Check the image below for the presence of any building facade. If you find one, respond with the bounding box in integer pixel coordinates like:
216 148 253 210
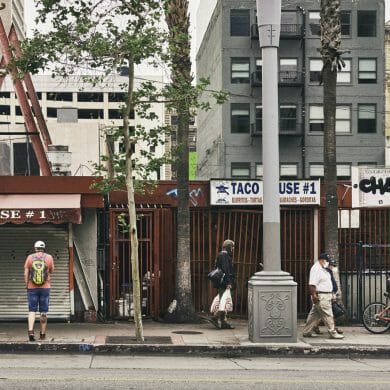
196 0 385 180
386 20 390 165
1 0 25 40
0 74 167 178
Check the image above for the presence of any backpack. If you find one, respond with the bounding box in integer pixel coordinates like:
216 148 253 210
30 254 48 285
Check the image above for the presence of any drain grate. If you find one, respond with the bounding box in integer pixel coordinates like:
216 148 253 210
171 330 203 335
105 336 172 344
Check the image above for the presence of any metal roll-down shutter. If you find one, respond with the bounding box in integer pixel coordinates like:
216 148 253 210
0 224 70 320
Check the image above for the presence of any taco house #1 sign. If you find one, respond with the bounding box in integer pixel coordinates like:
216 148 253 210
210 180 320 206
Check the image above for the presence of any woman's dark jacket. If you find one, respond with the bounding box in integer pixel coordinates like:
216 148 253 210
215 250 235 287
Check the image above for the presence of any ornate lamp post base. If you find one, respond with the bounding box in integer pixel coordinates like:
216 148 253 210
248 271 297 343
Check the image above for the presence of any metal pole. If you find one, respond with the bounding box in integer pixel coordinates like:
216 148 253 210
248 0 297 343
0 17 51 176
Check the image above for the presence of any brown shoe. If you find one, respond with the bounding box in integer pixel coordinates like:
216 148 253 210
28 331 35 342
40 332 46 340
335 328 343 334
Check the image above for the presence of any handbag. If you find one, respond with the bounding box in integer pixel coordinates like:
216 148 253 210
207 267 225 288
332 301 346 318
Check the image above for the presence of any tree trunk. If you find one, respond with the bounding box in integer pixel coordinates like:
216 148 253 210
321 0 343 305
165 0 197 322
124 58 144 341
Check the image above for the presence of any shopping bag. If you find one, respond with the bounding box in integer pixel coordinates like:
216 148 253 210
210 294 220 314
219 288 233 312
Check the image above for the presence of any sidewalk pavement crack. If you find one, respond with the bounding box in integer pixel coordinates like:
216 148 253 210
229 358 249 370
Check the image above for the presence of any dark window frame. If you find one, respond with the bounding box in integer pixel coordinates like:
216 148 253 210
358 58 377 84
231 57 250 84
340 11 351 36
231 103 250 134
230 9 250 36
358 104 377 133
358 10 376 37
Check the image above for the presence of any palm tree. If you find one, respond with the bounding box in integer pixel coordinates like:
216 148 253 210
320 0 346 302
165 0 197 322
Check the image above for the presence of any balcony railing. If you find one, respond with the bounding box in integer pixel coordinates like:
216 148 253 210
251 23 304 40
250 122 304 137
251 71 303 87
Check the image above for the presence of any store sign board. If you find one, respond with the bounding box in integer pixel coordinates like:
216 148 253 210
352 167 390 208
0 208 81 224
210 180 320 206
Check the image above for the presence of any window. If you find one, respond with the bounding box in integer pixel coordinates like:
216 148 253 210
280 164 298 178
337 164 351 179
254 58 262 83
310 59 351 83
47 92 73 101
309 105 324 132
231 103 250 133
13 143 39 176
308 12 320 35
337 59 351 83
280 105 297 132
340 11 351 36
310 105 351 133
255 105 262 133
15 106 22 116
108 92 126 102
231 58 250 84
0 92 10 98
26 91 42 100
358 59 377 84
336 106 351 133
358 11 376 37
0 105 10 115
309 59 322 83
255 163 263 179
78 109 104 119
230 9 250 36
108 109 135 119
279 58 298 82
77 92 103 102
47 107 57 118
358 104 376 133
231 162 250 179
309 164 324 178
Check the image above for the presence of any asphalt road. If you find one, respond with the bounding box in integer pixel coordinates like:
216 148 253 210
0 354 389 389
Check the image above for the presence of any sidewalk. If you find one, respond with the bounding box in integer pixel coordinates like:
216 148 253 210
0 318 389 357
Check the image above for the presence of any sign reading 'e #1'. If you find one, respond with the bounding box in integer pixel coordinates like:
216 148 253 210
210 180 320 206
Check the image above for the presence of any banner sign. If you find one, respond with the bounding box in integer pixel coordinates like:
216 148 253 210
352 167 390 208
210 180 320 206
0 208 82 224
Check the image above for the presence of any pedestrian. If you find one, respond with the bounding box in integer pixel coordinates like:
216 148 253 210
210 239 235 329
24 241 54 341
302 253 344 339
312 257 344 335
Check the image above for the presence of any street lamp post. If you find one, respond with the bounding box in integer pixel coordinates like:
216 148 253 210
248 0 297 343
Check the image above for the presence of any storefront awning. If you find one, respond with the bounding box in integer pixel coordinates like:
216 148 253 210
0 194 81 224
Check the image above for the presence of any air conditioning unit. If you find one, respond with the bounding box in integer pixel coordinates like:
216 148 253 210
47 145 72 176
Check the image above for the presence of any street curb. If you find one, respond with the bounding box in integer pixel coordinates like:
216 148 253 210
0 342 389 358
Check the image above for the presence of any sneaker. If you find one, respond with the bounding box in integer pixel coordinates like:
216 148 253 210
313 326 322 334
302 332 318 337
210 317 220 329
329 331 344 339
221 322 235 329
335 328 343 334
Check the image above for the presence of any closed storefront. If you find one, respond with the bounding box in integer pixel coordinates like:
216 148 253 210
0 224 70 320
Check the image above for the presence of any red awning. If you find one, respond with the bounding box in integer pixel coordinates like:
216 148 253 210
0 194 81 224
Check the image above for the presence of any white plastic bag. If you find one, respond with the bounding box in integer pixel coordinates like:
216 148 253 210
219 288 233 312
210 294 220 314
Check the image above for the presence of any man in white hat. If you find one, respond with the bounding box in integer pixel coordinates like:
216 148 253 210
24 240 54 341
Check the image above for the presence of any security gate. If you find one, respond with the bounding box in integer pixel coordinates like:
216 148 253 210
108 208 174 319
